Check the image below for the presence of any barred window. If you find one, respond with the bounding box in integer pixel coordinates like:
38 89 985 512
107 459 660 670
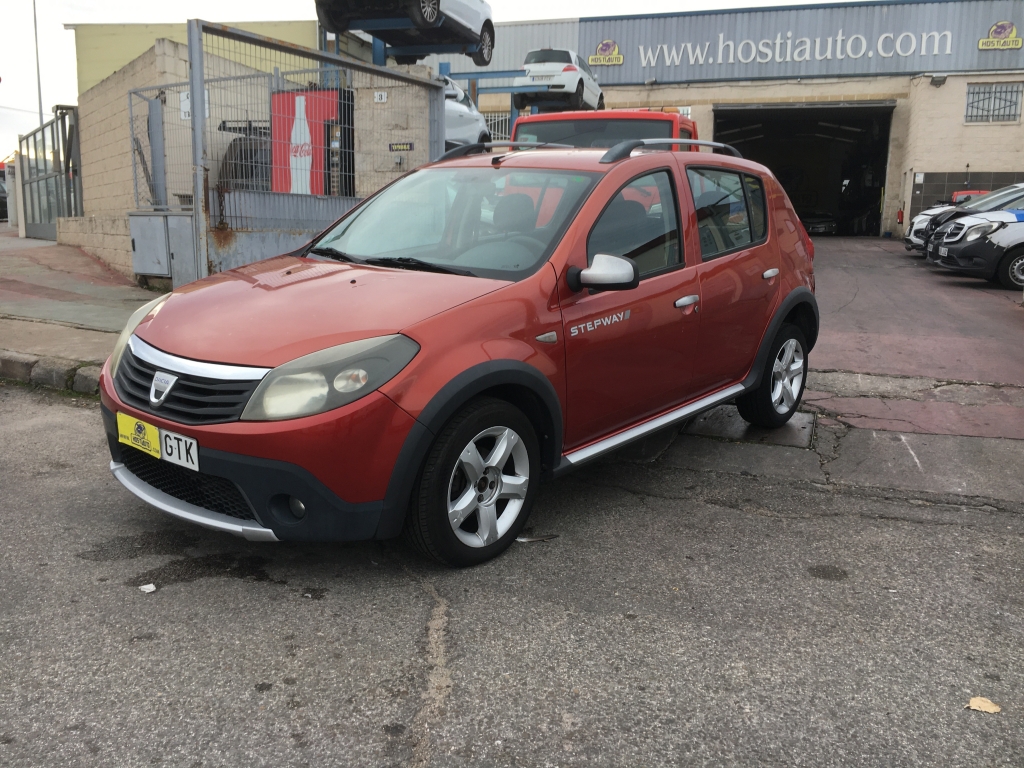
965 83 1024 123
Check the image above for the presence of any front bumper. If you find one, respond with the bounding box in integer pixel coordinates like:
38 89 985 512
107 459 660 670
925 237 1003 278
100 361 417 542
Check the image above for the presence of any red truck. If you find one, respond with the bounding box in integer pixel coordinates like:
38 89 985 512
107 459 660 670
511 107 699 149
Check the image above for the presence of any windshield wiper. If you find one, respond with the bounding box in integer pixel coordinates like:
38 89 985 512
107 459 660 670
308 246 359 263
361 257 475 277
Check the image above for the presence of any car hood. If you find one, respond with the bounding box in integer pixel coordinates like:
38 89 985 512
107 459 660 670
919 205 952 219
134 256 508 368
968 209 1024 223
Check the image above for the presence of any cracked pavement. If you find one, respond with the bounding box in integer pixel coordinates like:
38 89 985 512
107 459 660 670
2 237 1024 766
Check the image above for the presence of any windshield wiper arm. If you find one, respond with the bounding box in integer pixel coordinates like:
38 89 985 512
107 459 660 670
309 246 359 263
361 257 475 277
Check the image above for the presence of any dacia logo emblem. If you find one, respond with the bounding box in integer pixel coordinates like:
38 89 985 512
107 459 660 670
149 371 179 407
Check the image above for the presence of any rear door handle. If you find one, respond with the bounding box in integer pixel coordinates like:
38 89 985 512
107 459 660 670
763 268 780 279
674 294 699 308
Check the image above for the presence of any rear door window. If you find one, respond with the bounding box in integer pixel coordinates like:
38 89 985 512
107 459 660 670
686 168 753 259
743 174 767 241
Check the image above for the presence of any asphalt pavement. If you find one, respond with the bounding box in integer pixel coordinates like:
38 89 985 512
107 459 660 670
1 237 1023 766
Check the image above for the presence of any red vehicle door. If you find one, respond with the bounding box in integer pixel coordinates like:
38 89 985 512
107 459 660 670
679 162 779 396
558 164 701 448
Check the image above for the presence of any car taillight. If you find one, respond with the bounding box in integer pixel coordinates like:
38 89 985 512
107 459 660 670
562 65 578 72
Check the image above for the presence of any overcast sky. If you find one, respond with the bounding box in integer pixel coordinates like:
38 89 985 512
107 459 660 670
0 0 847 157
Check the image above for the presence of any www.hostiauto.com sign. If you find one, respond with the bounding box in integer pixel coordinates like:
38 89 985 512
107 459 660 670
579 0 1024 84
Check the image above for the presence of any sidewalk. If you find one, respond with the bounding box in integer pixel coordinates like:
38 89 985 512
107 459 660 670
0 224 152 393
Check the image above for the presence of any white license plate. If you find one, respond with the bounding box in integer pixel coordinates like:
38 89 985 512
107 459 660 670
531 76 553 82
939 246 948 257
159 429 199 471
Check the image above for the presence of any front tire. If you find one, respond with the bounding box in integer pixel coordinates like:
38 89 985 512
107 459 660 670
995 249 1024 290
405 398 539 567
597 94 605 110
736 324 808 429
471 23 494 66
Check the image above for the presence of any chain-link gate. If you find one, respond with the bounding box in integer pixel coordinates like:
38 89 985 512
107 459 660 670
128 19 444 286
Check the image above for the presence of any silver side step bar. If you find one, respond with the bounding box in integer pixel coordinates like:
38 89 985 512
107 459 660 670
564 384 745 465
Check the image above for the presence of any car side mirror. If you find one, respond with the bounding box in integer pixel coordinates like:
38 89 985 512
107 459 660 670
566 253 640 292
445 90 458 100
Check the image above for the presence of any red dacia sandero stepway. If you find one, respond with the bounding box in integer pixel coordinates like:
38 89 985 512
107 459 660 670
101 138 817 566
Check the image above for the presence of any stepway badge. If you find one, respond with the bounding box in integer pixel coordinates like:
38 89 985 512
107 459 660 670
979 21 1023 50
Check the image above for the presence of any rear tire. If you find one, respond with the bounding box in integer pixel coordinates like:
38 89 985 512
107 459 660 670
570 81 585 110
736 324 808 429
471 23 494 66
405 398 539 567
394 55 419 65
512 93 526 111
408 0 440 28
996 249 1024 290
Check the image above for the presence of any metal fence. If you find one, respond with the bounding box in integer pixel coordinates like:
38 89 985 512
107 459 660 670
483 112 512 141
128 20 444 285
17 106 83 239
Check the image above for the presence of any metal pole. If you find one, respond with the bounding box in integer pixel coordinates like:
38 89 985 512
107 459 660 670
33 0 44 127
187 19 209 282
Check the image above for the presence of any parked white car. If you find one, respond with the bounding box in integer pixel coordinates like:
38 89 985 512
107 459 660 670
512 49 603 112
316 0 494 66
443 76 490 149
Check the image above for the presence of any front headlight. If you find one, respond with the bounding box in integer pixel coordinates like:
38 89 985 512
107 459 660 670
240 335 420 421
109 293 171 377
965 221 1003 242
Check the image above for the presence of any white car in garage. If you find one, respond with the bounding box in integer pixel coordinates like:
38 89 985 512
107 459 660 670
512 49 603 112
443 76 490 149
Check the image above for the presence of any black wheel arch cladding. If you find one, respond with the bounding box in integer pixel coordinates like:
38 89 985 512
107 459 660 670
743 287 819 390
375 360 563 539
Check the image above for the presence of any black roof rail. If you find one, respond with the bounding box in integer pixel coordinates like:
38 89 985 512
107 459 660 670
600 139 743 164
436 141 573 162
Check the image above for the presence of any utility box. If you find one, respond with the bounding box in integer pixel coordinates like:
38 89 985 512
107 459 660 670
129 212 198 287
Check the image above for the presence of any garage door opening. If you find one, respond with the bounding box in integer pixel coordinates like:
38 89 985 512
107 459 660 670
714 102 894 236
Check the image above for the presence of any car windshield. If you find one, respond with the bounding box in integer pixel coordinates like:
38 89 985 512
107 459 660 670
963 185 1024 211
313 167 599 281
515 118 674 149
524 50 572 64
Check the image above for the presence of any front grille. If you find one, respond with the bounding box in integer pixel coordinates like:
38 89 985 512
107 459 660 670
114 346 261 426
945 223 965 241
119 444 256 521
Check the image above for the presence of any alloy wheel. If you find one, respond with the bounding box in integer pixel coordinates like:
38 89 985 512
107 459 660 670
771 338 805 414
1009 253 1024 288
446 426 529 548
479 28 493 61
420 0 439 24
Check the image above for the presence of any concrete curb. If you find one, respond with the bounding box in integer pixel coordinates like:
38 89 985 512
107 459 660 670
0 348 101 395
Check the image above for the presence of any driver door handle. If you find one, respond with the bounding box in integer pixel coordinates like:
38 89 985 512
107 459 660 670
763 268 780 279
674 294 699 308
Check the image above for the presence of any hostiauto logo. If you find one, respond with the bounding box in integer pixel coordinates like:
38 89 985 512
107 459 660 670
979 21 1022 50
589 40 624 66
637 28 955 68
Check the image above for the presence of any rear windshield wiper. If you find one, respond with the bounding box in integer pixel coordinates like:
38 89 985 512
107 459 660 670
308 246 359 263
361 257 475 277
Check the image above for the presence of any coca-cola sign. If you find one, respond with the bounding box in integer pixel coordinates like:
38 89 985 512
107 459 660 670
270 90 340 195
